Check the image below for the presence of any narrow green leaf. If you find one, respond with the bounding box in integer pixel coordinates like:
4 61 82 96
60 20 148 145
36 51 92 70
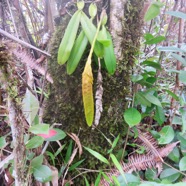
171 53 186 66
164 89 179 101
54 144 66 157
123 108 141 127
33 165 52 183
46 151 55 166
65 140 73 163
84 177 90 186
80 12 104 57
166 11 186 19
157 46 185 53
112 176 120 186
58 11 81 64
158 126 174 144
26 136 44 149
103 31 116 75
84 146 109 165
108 134 120 154
29 124 49 134
67 31 88 74
69 159 85 171
110 154 127 184
95 172 102 186
145 36 165 44
101 172 111 183
144 4 160 21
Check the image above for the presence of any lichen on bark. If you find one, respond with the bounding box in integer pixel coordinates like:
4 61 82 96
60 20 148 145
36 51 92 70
44 0 144 183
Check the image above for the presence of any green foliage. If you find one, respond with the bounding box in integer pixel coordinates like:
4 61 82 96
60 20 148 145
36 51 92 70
110 154 127 184
123 108 141 127
57 11 81 64
26 136 44 149
33 165 52 183
117 173 140 186
30 155 43 169
158 126 174 144
29 123 49 134
168 147 180 163
0 137 6 148
84 146 109 165
40 128 66 141
57 2 116 126
123 6 186 186
179 156 186 171
144 2 163 21
103 31 116 75
166 11 186 19
145 168 157 181
22 89 39 125
160 168 180 183
67 30 88 74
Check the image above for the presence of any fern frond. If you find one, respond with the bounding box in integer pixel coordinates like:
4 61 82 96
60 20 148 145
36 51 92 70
137 130 163 161
159 141 180 158
13 48 53 83
100 130 180 186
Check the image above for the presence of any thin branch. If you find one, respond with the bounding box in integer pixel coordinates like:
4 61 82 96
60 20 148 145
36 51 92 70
0 28 51 56
6 0 19 38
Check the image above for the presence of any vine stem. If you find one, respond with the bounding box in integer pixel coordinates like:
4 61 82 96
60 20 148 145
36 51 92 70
86 9 105 66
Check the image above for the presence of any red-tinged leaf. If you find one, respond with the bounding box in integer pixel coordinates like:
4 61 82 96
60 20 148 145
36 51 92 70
37 128 66 141
37 129 57 138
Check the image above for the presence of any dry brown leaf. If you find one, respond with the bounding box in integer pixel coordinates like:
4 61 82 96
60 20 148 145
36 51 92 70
93 58 103 129
68 148 78 166
67 133 83 157
50 166 58 186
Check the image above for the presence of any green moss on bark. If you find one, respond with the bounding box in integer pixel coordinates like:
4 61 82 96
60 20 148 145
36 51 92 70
44 0 144 183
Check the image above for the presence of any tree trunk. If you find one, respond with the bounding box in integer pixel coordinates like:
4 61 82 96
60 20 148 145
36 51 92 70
44 0 144 183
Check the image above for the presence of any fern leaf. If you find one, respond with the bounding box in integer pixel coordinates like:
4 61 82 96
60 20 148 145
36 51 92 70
82 57 94 126
13 48 53 83
137 130 163 161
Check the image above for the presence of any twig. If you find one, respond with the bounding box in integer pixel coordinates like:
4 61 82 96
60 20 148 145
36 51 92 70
6 0 19 38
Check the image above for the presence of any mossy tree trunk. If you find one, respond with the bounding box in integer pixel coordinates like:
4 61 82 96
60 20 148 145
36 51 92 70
45 0 144 183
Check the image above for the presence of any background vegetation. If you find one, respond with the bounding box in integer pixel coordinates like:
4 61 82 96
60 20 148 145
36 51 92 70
1 0 186 185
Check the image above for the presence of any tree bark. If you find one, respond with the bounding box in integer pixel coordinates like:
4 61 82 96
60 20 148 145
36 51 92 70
44 0 144 183
0 44 26 186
